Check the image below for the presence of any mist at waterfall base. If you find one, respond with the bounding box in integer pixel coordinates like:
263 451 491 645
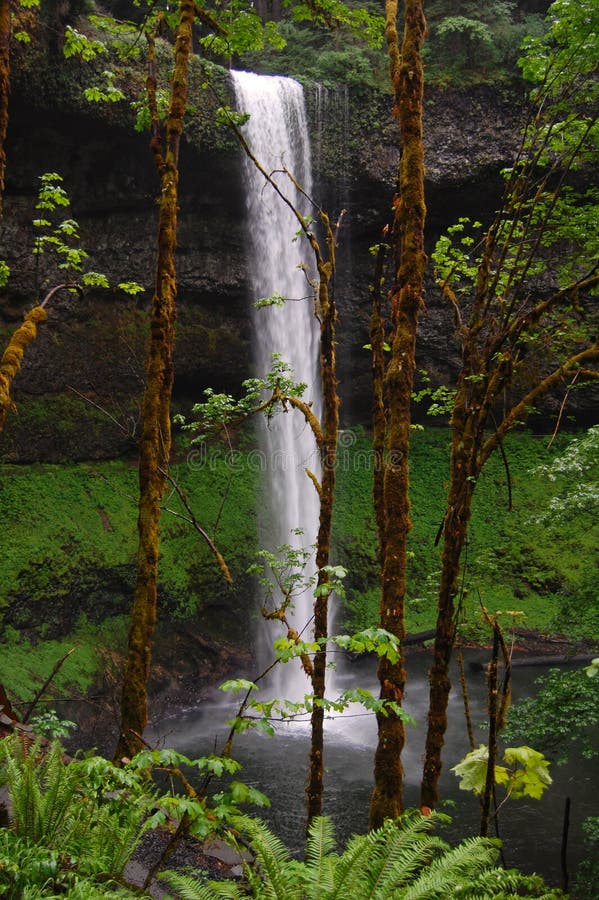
147 653 596 887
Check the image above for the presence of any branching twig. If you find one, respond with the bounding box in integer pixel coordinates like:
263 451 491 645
22 648 77 723
159 465 233 584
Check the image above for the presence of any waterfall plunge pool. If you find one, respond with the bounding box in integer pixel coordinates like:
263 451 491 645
147 650 597 889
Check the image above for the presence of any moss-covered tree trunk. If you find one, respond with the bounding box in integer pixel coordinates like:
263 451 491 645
115 0 194 762
306 230 338 822
369 0 426 830
420 384 480 808
0 306 48 430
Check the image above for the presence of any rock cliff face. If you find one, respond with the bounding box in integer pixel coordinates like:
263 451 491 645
0 44 580 461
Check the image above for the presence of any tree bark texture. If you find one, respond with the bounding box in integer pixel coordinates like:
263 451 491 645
420 384 479 809
0 306 47 431
306 215 339 823
115 0 194 762
369 0 426 830
370 232 389 552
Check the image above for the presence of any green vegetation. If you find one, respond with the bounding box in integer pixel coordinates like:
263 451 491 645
0 440 259 703
163 809 561 899
39 0 550 103
504 666 599 764
422 0 547 87
576 815 599 900
0 736 147 896
0 620 127 705
0 734 271 897
333 427 596 638
241 16 387 93
238 0 547 90
0 734 563 898
0 426 595 705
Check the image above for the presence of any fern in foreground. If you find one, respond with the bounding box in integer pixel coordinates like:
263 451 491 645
163 810 565 899
0 736 148 897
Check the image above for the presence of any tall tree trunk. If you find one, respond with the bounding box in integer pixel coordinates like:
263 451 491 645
306 217 339 822
369 0 426 830
370 232 389 550
420 389 479 808
115 0 194 762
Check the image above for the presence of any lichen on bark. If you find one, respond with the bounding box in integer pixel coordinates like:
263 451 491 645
0 306 47 431
115 1 195 762
369 0 426 830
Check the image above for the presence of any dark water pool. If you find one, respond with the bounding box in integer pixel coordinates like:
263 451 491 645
147 650 598 890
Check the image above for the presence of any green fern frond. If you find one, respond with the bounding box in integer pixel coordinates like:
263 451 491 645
453 865 567 899
304 815 337 897
305 815 337 865
232 814 299 899
0 828 59 893
38 742 82 845
5 742 44 842
368 835 448 898
0 735 149 892
331 812 443 899
162 870 246 899
328 824 379 898
401 835 500 899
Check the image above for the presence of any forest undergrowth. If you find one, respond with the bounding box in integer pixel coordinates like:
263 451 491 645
0 425 596 705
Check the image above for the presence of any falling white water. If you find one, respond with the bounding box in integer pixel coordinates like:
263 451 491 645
231 71 322 701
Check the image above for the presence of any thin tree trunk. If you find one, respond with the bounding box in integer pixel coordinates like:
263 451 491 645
420 393 479 808
115 0 194 762
369 0 426 830
306 216 339 822
370 231 389 551
480 625 500 837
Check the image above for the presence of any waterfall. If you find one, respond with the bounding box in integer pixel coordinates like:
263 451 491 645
231 71 322 701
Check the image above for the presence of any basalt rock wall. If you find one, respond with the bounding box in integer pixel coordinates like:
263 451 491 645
0 45 586 462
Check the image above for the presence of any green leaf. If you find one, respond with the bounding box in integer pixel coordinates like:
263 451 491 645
451 745 493 795
198 755 241 777
502 746 552 799
118 281 146 295
220 678 258 696
63 26 108 61
227 781 270 807
82 272 110 288
215 106 251 129
255 293 285 308
584 658 599 678
452 744 552 800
